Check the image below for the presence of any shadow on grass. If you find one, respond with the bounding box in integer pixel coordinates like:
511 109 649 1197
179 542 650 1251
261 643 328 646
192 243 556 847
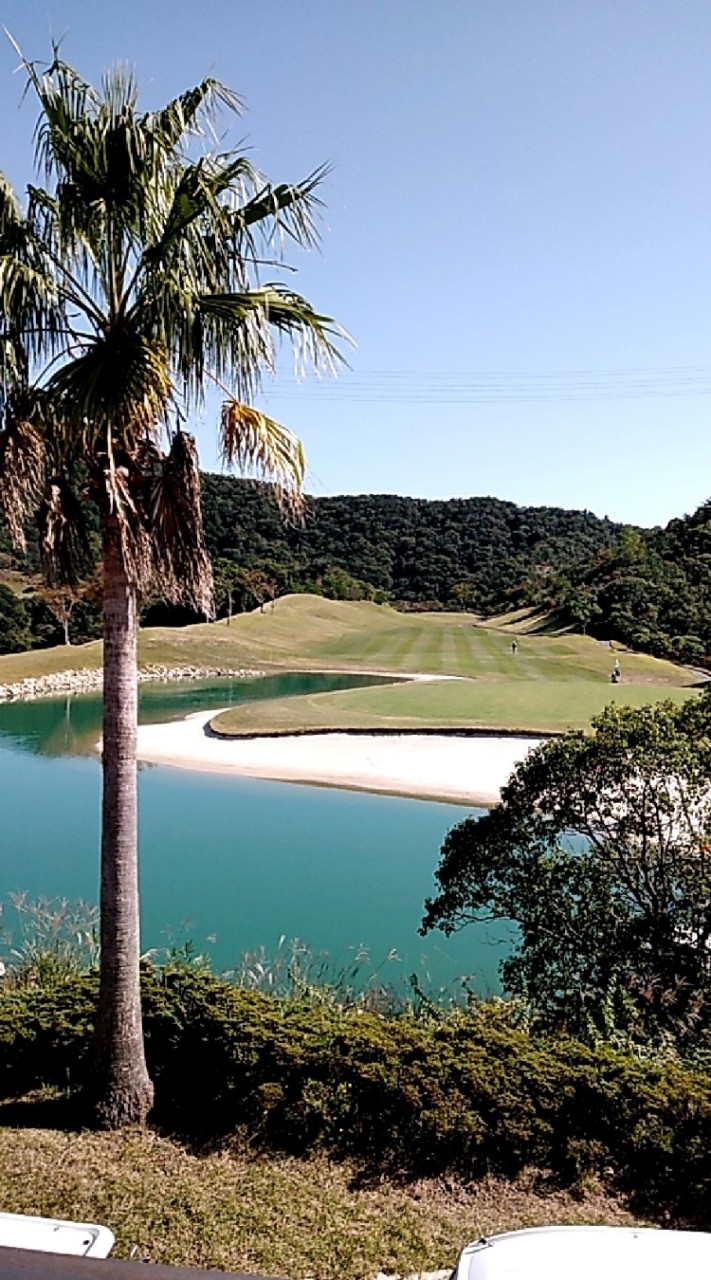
0 1090 87 1132
518 610 574 636
481 607 575 636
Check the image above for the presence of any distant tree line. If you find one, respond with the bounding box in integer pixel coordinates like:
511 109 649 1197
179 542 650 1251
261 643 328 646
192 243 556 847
199 474 620 613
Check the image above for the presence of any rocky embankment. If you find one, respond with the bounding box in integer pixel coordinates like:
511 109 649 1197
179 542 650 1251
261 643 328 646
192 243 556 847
0 664 265 702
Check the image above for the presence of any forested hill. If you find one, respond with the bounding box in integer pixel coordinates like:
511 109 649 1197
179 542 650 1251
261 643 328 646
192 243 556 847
201 475 621 613
538 502 711 664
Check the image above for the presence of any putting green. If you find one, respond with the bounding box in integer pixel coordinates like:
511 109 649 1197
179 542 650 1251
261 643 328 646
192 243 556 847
211 676 697 738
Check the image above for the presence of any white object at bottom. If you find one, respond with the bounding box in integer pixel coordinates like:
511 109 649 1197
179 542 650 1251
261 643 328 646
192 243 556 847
452 1226 711 1279
0 1211 114 1257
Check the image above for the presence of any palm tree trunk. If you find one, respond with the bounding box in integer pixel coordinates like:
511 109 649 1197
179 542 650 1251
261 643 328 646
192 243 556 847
93 516 154 1127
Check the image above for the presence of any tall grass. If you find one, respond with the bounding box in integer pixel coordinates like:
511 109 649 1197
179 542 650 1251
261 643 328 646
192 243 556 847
0 897 487 1019
0 893 99 988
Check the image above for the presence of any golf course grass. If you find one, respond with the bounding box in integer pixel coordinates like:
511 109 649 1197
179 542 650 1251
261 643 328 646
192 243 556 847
210 676 696 738
0 595 701 733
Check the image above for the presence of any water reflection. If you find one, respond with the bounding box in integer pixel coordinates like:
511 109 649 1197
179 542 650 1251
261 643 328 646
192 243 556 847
0 671 397 758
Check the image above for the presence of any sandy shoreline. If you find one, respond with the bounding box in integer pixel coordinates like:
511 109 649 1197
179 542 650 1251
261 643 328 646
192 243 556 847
135 710 540 806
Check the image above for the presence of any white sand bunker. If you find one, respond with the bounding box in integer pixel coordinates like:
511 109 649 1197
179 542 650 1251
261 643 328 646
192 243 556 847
135 710 540 805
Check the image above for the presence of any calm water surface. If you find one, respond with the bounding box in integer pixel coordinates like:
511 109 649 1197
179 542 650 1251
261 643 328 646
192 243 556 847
0 673 511 992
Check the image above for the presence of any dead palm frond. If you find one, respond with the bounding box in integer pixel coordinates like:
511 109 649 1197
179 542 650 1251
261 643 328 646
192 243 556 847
36 476 93 585
0 414 45 550
220 401 305 517
148 431 214 616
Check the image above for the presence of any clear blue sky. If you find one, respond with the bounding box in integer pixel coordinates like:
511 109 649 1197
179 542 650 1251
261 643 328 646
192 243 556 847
2 0 711 526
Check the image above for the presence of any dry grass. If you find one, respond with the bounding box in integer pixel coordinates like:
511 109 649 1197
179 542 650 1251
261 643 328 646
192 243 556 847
0 1124 644 1277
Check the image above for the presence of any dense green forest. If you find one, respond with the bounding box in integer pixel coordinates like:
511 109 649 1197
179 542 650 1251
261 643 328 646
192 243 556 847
531 506 711 663
3 472 711 666
200 475 620 611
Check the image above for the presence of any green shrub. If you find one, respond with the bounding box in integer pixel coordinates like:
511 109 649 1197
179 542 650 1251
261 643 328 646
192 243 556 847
1 965 710 1223
0 974 96 1094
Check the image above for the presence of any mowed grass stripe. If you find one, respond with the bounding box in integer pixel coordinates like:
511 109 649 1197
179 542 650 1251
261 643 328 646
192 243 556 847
438 626 461 673
452 623 477 673
469 630 520 678
455 628 502 678
324 630 399 664
0 594 697 739
412 625 447 672
317 624 425 669
359 625 435 672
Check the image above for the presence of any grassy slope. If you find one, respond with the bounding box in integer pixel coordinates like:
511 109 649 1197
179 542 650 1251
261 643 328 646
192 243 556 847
0 596 398 681
0 1125 641 1277
0 595 699 731
145 596 698 685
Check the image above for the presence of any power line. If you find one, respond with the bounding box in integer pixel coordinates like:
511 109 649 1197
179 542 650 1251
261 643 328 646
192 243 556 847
257 364 711 404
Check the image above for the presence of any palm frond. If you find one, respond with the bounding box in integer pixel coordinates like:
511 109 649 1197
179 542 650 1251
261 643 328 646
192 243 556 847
147 432 213 615
234 164 329 254
47 332 171 444
36 476 92 585
141 153 257 272
0 172 25 239
199 286 349 387
219 401 305 515
145 78 241 151
0 173 65 371
27 53 101 185
0 415 45 550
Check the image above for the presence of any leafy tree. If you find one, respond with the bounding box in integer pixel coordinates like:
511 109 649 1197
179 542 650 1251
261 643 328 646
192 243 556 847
0 51 342 1124
448 580 478 611
422 698 711 1052
564 585 602 635
242 567 277 611
314 564 377 601
212 558 248 623
37 583 86 645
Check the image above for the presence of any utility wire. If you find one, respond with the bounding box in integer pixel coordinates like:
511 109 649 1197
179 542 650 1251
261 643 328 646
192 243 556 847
257 364 711 404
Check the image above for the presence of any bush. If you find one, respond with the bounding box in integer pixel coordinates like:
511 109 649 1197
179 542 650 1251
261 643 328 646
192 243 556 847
1 965 710 1222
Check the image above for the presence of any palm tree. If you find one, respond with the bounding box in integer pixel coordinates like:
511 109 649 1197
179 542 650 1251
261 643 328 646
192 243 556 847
0 51 344 1126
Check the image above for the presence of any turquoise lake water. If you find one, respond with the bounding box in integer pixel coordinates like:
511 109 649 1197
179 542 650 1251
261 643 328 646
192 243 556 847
0 673 511 994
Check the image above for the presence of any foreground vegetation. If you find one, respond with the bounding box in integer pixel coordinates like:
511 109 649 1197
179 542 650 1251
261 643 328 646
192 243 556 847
0 1126 640 1276
1 966 710 1226
425 697 711 1054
